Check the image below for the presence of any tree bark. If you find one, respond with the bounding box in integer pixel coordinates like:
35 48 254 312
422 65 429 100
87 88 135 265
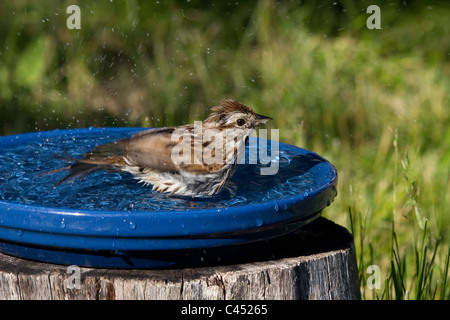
0 217 361 300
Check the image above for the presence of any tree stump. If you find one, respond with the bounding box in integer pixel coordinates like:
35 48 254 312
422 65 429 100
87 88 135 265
0 217 361 300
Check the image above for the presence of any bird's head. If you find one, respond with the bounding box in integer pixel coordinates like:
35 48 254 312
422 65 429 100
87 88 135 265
203 99 272 130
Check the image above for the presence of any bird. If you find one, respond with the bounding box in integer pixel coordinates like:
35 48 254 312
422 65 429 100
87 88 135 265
49 99 272 196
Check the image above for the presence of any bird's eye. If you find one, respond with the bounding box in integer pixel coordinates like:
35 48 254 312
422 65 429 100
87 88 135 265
236 119 246 126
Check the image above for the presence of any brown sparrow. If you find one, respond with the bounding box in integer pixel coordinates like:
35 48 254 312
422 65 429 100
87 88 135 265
50 99 272 196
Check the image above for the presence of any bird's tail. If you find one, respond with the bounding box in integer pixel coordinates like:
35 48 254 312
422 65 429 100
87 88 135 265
43 143 127 187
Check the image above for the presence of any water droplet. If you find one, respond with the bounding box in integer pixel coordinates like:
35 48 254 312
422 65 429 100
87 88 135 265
255 218 264 227
16 229 23 236
181 223 186 229
273 204 280 212
129 221 136 230
60 218 66 228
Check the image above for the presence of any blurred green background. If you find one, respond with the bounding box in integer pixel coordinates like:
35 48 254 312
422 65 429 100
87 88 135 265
0 0 449 299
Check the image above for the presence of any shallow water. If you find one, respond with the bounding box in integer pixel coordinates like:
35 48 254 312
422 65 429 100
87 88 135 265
0 128 326 212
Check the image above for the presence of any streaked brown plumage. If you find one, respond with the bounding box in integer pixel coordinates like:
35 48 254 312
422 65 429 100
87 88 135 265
49 99 272 196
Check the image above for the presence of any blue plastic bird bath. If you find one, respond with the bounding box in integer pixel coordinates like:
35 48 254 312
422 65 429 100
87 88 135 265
0 128 337 268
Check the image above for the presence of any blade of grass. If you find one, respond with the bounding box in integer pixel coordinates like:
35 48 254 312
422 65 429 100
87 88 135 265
391 231 406 299
440 245 450 300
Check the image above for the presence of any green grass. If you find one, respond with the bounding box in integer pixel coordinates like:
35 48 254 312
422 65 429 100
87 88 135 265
0 0 449 299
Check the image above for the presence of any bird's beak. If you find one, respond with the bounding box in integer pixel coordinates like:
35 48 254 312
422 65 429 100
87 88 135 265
253 114 272 127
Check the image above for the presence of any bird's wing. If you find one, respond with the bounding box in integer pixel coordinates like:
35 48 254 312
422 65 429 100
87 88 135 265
117 127 182 173
83 126 225 174
129 126 227 174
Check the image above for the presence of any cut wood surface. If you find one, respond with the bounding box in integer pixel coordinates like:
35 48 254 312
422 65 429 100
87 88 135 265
0 217 361 300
